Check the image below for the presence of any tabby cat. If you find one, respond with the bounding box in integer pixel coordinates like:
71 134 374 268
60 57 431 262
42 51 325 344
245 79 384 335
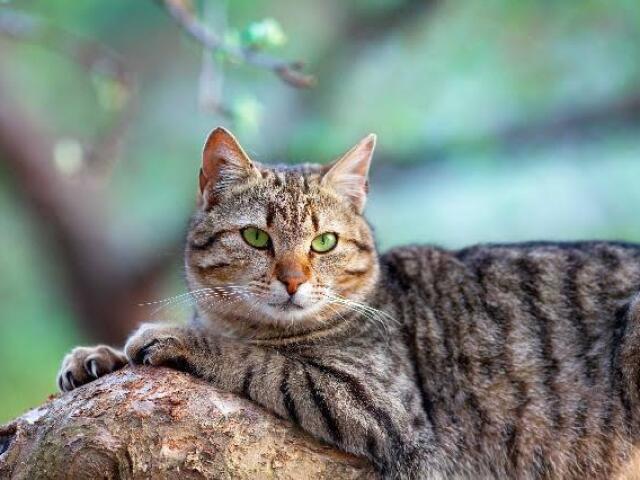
58 127 640 479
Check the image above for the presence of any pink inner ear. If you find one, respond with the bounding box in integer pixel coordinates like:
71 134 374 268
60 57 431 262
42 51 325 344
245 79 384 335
198 127 259 205
199 155 226 198
321 134 376 212
202 129 237 178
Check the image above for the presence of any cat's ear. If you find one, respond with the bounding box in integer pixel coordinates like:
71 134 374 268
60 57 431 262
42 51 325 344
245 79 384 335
321 133 376 213
198 127 260 208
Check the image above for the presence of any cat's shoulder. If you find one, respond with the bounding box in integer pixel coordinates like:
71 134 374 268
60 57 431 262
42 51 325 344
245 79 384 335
453 240 640 261
378 245 455 281
380 244 449 264
380 240 640 271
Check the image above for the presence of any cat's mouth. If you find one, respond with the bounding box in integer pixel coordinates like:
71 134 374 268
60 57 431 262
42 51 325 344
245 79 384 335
268 299 305 311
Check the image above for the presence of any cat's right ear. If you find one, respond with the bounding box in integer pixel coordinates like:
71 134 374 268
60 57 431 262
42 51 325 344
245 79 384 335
321 133 376 213
198 127 259 208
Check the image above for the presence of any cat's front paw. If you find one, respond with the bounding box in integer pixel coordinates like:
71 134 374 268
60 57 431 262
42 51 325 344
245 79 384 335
57 345 127 392
125 324 194 372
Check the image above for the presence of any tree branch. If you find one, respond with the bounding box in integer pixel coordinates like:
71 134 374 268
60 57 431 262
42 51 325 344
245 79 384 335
157 0 316 89
0 368 375 479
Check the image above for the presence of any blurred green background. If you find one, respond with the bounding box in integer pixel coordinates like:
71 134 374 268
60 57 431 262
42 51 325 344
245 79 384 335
1 0 640 422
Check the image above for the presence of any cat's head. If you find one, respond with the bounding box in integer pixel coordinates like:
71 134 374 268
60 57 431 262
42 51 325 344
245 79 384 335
185 127 379 337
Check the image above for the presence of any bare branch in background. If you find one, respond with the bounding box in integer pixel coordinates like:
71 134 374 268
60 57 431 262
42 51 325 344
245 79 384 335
157 0 316 89
198 50 233 118
359 91 640 175
497 93 640 148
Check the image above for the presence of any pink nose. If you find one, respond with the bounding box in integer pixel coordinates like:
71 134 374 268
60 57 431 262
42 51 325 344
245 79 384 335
275 257 310 295
277 272 307 295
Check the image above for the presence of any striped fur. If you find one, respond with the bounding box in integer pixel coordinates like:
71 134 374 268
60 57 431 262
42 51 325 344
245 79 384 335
58 129 640 479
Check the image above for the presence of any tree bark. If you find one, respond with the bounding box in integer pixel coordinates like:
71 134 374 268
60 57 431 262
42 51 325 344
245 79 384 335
0 367 376 479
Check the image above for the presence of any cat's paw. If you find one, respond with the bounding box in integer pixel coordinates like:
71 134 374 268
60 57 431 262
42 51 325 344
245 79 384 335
125 324 193 371
57 345 127 392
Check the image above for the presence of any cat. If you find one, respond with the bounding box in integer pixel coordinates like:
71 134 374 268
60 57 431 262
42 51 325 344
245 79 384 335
57 127 640 479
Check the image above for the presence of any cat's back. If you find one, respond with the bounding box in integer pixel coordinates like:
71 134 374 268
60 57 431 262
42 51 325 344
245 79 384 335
381 240 640 304
457 240 640 323
379 241 640 478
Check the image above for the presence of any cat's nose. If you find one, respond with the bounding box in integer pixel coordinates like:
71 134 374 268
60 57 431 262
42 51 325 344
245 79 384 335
278 274 307 295
275 257 310 295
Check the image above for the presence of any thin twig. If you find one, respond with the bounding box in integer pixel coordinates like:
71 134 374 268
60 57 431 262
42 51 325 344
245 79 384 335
157 0 316 88
197 0 233 118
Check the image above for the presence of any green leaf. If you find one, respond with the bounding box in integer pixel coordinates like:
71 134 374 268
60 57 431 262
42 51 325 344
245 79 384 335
240 18 287 50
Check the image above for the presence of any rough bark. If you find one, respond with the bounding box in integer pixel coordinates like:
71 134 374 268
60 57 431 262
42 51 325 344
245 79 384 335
0 367 376 480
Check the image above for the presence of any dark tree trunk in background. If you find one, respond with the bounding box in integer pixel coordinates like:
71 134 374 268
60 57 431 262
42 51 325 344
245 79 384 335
0 367 375 479
0 81 178 345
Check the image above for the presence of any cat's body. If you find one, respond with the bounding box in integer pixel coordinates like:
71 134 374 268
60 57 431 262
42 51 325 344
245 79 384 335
372 241 640 478
58 129 640 479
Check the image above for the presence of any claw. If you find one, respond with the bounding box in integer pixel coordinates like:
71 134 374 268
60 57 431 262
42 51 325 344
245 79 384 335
86 359 99 378
135 339 158 365
65 371 76 390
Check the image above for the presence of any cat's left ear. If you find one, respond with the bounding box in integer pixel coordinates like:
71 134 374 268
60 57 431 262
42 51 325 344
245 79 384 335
321 134 376 213
199 127 260 208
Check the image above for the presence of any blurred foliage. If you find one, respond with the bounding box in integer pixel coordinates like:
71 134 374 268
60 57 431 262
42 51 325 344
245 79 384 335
1 0 640 421
240 17 287 49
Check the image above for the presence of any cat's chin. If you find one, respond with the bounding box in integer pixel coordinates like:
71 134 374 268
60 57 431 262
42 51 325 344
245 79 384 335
196 296 337 333
260 301 326 325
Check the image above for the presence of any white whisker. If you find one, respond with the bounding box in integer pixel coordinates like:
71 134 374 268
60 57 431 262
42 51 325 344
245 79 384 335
140 285 256 316
319 288 398 339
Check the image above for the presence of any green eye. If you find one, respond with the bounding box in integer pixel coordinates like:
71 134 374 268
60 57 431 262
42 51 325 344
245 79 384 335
242 227 271 249
311 232 338 253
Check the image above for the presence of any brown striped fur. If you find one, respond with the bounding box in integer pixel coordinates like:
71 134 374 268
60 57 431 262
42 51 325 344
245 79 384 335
58 128 640 479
